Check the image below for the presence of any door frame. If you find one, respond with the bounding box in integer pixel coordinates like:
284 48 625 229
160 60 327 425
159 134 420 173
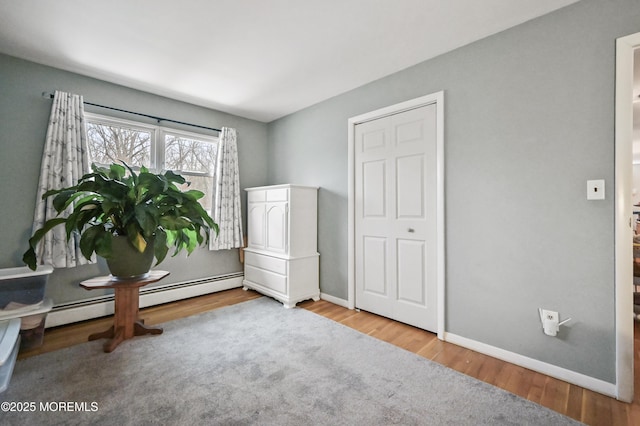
614 32 640 403
347 92 445 339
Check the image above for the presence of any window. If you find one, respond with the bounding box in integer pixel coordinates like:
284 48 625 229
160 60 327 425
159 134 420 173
85 113 218 211
163 133 217 212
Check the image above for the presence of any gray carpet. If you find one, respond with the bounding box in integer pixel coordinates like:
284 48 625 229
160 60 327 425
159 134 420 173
0 297 582 425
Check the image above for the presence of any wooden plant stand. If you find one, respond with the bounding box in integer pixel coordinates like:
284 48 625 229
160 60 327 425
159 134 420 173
80 270 169 353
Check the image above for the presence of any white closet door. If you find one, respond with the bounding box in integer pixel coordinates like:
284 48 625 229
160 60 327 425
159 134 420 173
355 104 438 331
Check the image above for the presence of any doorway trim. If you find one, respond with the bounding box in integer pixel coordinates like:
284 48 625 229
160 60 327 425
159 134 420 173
347 92 445 339
614 32 640 403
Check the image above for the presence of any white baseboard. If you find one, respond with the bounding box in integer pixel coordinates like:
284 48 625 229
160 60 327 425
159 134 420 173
444 332 617 398
320 292 349 308
46 274 244 328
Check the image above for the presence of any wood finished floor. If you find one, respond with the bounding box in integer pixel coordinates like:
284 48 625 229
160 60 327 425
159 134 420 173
18 288 640 426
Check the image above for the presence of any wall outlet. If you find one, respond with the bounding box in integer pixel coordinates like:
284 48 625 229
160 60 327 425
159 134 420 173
539 308 571 337
540 309 558 323
539 308 561 336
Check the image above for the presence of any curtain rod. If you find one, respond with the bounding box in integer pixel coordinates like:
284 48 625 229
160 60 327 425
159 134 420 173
42 92 221 133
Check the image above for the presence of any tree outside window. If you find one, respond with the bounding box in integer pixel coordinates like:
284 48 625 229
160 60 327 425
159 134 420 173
85 113 217 212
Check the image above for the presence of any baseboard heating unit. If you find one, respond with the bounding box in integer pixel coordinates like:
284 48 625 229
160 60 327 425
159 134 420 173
46 272 244 327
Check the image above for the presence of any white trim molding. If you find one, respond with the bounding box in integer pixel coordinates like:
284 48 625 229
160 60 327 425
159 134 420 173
444 333 617 398
320 292 349 308
46 273 243 328
613 31 640 403
347 92 446 339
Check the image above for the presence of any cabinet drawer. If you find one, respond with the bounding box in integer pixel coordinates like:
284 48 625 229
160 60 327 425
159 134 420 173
245 252 287 275
244 265 287 294
266 188 288 202
248 190 266 202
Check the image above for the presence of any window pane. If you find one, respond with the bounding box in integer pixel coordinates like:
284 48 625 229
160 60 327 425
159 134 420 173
84 116 216 214
164 135 216 175
177 175 214 212
86 122 151 167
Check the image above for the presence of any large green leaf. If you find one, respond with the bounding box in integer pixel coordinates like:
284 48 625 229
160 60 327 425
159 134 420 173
79 225 104 260
182 228 198 253
163 169 186 185
22 217 67 270
52 190 77 213
159 216 192 230
77 176 128 201
137 173 168 202
94 230 112 258
181 189 204 201
108 163 126 180
75 208 103 234
153 230 169 265
64 206 99 239
135 203 159 236
100 199 118 216
22 249 38 272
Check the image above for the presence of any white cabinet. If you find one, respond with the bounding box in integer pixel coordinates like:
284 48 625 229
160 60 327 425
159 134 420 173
243 184 319 308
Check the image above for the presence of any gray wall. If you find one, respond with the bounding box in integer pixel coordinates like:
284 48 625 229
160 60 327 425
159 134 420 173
0 54 269 304
267 0 640 383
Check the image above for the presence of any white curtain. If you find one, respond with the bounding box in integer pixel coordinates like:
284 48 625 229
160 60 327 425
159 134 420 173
210 127 244 250
32 90 93 268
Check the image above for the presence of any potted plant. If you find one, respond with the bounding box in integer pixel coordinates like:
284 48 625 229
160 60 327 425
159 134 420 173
23 162 218 279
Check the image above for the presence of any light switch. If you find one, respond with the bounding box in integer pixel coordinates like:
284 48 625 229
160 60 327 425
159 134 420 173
587 179 605 200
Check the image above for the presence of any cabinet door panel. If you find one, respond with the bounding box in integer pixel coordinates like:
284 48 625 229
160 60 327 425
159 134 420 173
266 202 288 254
247 203 266 249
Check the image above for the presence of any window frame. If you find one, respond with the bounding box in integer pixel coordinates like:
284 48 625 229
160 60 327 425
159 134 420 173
84 112 219 210
160 128 218 182
84 112 219 170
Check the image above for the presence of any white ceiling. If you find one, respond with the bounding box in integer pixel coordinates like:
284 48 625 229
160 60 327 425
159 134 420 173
0 0 580 122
